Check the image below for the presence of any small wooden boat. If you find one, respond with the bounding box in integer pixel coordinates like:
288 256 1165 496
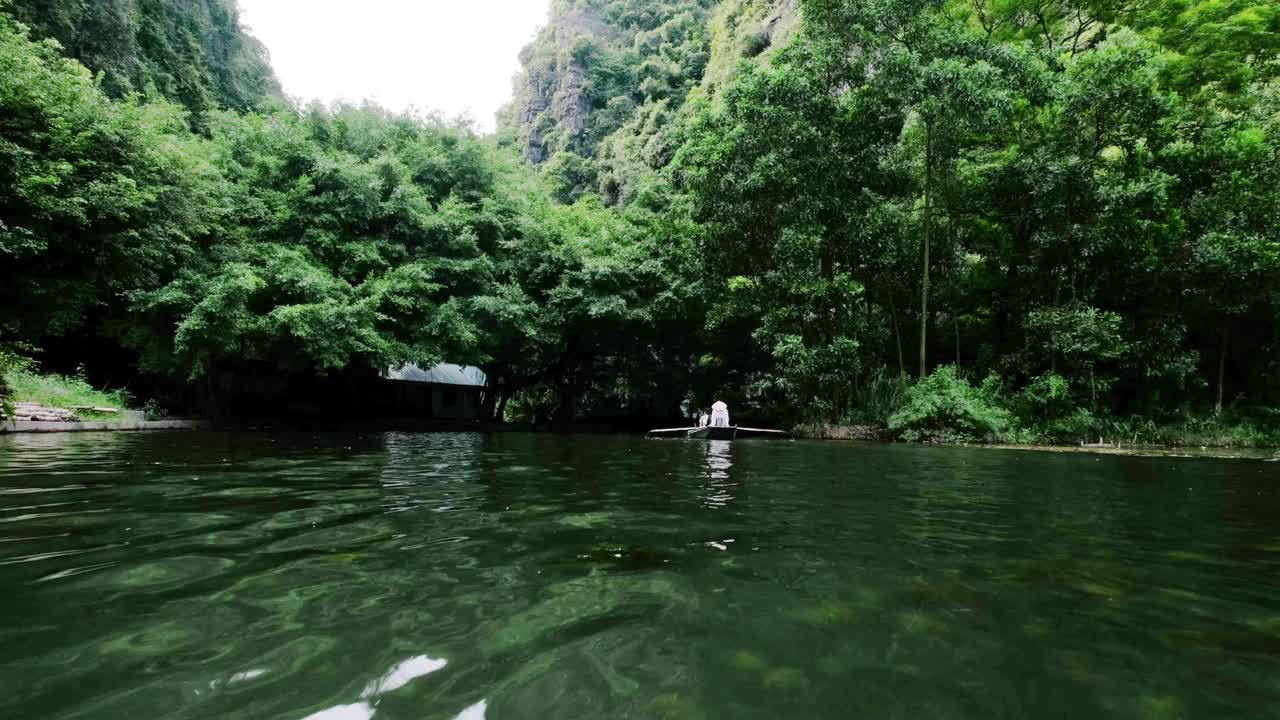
688 425 737 440
646 425 790 440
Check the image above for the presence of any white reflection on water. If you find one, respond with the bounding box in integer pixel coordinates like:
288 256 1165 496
207 667 269 692
362 654 447 696
228 668 267 684
302 696 486 720
302 654 450 720
454 699 488 719
302 701 374 720
700 440 736 508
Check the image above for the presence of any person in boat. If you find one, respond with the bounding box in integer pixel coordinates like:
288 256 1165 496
710 400 730 427
697 411 709 428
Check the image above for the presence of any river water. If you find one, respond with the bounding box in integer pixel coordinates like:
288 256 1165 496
1 432 1278 719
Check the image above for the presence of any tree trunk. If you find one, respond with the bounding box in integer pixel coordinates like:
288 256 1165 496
480 375 500 421
1050 277 1061 373
889 295 905 377
553 383 578 424
954 316 961 368
949 211 959 368
201 372 222 425
496 392 510 423
919 121 933 379
1215 322 1230 415
201 365 233 425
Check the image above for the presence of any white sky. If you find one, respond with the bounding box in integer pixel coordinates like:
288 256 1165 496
237 0 550 133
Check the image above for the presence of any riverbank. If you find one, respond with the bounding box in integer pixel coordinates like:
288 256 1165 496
790 423 1280 460
1 418 203 434
0 367 203 433
981 442 1279 461
791 423 883 441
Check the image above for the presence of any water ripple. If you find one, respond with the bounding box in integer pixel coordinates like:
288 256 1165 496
1 433 1278 719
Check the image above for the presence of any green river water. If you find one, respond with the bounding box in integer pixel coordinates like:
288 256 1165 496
1 432 1279 719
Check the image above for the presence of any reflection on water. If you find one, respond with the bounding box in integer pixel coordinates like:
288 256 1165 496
303 654 458 720
365 655 448 697
700 439 736 509
1 432 1279 719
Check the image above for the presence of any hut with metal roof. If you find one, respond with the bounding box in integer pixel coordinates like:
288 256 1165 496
383 363 487 421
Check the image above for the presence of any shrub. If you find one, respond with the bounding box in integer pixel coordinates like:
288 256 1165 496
0 345 34 418
1153 414 1280 448
741 31 770 58
846 366 908 426
888 366 1014 443
142 399 168 422
1015 373 1097 443
0 371 10 418
1091 413 1280 449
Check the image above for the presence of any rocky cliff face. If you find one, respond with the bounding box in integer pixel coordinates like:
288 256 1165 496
520 55 589 163
511 6 613 163
501 0 801 202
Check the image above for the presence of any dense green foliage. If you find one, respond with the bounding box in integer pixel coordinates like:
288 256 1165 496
1 1 1278 442
888 366 1012 443
0 12 216 340
124 106 505 378
6 0 279 117
668 0 1280 439
0 8 693 423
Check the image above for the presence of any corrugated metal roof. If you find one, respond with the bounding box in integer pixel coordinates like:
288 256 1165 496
386 363 487 387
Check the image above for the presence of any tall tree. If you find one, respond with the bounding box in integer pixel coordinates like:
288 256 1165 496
0 13 217 343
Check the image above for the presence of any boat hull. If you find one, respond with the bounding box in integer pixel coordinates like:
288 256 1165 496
645 426 790 440
687 426 737 440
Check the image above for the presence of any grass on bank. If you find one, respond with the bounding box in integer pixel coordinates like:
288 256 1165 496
1 366 133 420
798 366 1280 449
1111 415 1280 449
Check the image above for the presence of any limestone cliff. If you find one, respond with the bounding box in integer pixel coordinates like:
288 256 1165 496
499 0 801 204
514 6 612 163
